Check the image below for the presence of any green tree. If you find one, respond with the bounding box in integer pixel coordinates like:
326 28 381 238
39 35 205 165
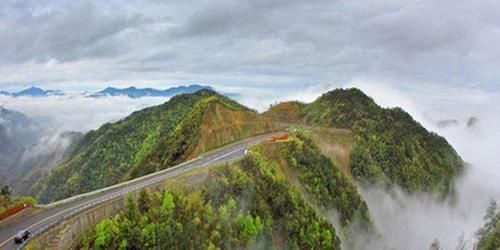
237 212 263 242
125 194 140 222
120 218 142 250
94 218 120 249
137 189 151 213
161 192 175 217
140 223 157 249
476 200 500 250
1 186 10 202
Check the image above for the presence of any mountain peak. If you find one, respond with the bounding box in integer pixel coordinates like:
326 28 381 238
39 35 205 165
15 86 43 96
320 88 374 104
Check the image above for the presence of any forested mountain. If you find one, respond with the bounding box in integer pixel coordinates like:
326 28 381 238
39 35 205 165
78 132 371 249
35 90 278 202
265 88 465 195
32 88 466 249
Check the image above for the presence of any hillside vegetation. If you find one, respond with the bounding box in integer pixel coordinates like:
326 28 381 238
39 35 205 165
35 90 277 203
78 132 371 249
0 186 37 217
33 87 469 249
263 101 304 123
266 88 465 194
476 200 500 250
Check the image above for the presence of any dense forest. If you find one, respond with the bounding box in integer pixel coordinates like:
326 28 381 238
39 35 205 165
78 132 372 249
266 88 465 195
34 90 277 203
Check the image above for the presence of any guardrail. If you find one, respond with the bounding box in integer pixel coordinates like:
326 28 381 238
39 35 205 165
34 155 202 210
35 132 279 210
15 132 281 249
17 155 204 249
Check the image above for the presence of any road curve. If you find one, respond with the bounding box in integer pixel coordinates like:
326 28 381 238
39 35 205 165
0 132 281 250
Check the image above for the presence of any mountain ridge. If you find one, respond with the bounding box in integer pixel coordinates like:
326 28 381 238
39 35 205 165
0 86 63 97
35 88 466 202
0 84 220 99
20 87 469 249
265 88 465 195
34 90 278 202
89 84 214 98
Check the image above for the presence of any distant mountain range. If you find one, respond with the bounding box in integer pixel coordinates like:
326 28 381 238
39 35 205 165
0 86 64 97
89 84 213 98
0 85 217 98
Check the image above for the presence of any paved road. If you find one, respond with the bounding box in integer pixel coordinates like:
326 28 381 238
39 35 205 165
0 133 280 250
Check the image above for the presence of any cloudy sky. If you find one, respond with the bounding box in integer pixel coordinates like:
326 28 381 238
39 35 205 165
0 0 499 95
1 3 499 247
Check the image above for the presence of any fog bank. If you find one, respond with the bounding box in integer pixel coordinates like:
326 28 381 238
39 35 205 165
0 95 168 132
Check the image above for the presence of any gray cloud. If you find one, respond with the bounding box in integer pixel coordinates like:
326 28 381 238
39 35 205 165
0 0 148 63
0 0 499 92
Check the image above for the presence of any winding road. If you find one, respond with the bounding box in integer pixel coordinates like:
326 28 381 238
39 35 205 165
0 133 280 250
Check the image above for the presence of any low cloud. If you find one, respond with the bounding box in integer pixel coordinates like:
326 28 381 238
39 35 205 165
0 95 168 132
344 83 500 249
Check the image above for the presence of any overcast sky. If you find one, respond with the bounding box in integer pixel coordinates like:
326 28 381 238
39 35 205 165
0 0 499 94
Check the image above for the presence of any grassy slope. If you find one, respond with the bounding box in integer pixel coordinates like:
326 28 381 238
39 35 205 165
263 101 305 123
129 96 279 178
196 98 279 153
266 88 465 195
35 90 277 203
78 132 372 249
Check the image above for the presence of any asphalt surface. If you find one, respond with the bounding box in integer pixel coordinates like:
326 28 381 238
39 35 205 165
0 133 279 250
